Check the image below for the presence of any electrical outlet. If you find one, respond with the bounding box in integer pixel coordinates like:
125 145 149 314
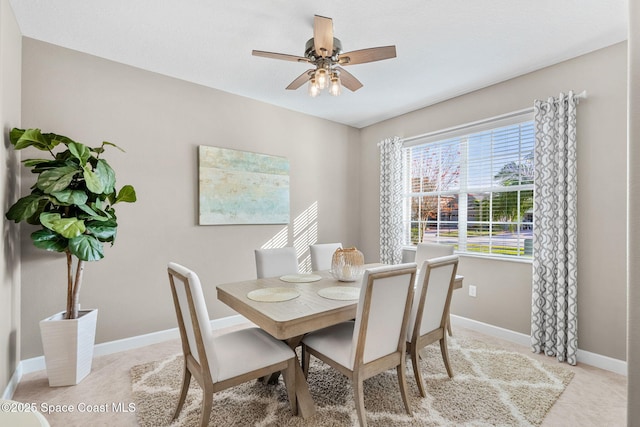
469 285 477 297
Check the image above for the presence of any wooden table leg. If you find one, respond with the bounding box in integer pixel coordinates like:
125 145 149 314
292 356 316 418
287 336 315 418
263 336 316 418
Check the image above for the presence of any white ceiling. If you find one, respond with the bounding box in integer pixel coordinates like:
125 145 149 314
8 0 628 128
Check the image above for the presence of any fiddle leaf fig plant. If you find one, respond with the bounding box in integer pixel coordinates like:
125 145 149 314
5 128 136 319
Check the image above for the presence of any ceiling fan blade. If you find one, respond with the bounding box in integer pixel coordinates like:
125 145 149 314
286 69 314 90
338 46 397 65
313 15 334 58
252 50 310 63
335 67 363 92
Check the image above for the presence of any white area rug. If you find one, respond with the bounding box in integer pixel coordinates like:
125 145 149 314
131 336 573 426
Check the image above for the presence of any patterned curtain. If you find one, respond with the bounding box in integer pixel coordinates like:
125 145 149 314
531 91 578 365
379 137 404 264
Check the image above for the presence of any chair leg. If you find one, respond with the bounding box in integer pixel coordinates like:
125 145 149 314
281 358 298 416
199 385 214 427
447 314 453 336
352 374 367 427
440 335 454 378
302 345 310 379
172 365 191 420
265 371 281 384
397 355 413 416
410 344 427 398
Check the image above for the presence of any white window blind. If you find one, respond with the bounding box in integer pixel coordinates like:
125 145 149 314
403 115 534 258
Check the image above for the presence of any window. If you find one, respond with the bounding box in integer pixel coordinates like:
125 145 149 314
403 114 534 258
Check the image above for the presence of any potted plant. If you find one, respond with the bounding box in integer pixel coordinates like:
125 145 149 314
5 128 136 386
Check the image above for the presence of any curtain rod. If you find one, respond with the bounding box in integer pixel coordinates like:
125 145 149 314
508 89 588 115
402 90 587 145
510 89 588 115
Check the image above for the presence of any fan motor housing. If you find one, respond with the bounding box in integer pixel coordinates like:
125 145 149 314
305 37 342 60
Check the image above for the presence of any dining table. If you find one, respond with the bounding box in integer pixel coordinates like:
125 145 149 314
216 264 463 419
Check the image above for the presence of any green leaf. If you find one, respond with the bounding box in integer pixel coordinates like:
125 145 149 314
91 197 106 212
5 194 45 222
26 200 48 225
9 128 25 145
68 141 91 165
50 189 88 206
31 229 68 252
51 218 86 239
69 234 104 261
102 141 125 152
86 220 117 241
115 185 137 203
37 165 79 194
76 203 102 218
83 165 104 194
10 128 59 151
29 159 68 173
40 213 86 238
96 159 115 194
39 212 60 229
46 133 76 146
23 158 55 168
84 198 114 219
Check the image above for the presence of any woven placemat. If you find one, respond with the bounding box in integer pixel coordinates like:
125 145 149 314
247 287 300 302
279 274 322 283
317 286 360 300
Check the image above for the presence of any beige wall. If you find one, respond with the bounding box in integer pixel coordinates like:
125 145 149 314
13 36 630 366
627 0 638 424
19 38 361 358
0 0 22 394
359 43 628 361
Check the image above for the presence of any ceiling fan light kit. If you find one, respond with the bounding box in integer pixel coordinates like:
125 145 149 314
252 15 396 97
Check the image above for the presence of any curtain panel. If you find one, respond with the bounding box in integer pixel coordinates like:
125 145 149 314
531 91 579 365
379 137 404 264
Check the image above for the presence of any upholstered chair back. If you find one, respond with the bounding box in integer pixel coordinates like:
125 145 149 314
309 242 342 271
414 242 454 268
255 247 299 278
407 255 458 340
168 262 220 381
351 263 416 367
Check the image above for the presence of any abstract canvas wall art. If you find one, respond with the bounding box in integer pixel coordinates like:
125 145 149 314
198 146 290 225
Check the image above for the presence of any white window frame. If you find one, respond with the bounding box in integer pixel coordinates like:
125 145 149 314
402 110 534 259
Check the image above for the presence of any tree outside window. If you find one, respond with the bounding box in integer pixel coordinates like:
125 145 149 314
403 120 534 258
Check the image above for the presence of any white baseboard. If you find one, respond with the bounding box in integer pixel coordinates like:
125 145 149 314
5 313 626 399
450 314 628 376
575 348 627 376
2 364 22 400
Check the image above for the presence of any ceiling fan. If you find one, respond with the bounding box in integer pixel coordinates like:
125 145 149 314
252 15 397 97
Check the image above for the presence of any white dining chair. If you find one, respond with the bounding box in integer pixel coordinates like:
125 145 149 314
0 399 50 426
167 262 298 426
301 263 417 427
414 242 454 267
309 242 342 271
414 242 456 335
406 255 458 397
254 247 299 278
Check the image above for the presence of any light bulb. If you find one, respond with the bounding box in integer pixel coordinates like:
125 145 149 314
308 78 319 97
316 68 328 90
329 74 341 96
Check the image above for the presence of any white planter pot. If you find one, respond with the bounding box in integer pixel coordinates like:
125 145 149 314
39 309 98 387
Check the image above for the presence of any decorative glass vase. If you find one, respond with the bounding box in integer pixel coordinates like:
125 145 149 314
330 247 364 282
